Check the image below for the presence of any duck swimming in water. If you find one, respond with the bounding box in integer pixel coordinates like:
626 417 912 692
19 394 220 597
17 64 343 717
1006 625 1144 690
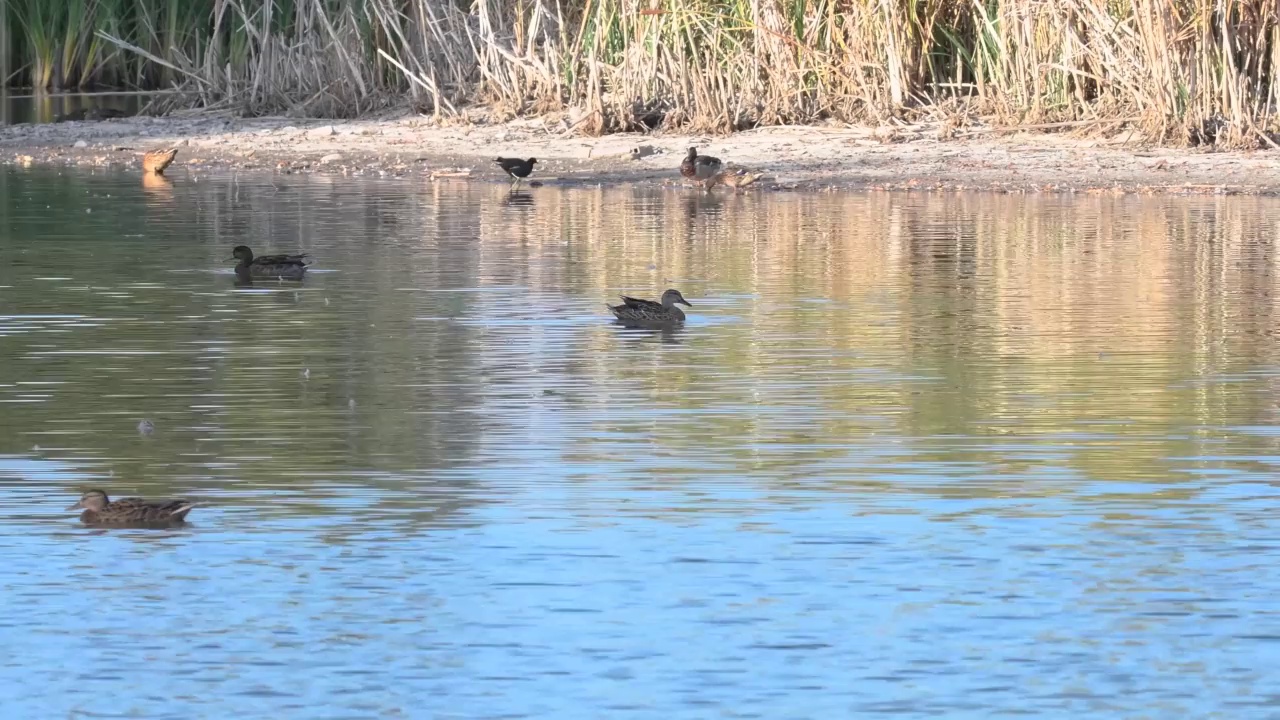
607 289 694 327
231 245 310 281
67 489 196 526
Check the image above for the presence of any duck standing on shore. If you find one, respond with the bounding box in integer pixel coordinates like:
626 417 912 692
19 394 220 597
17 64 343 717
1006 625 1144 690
231 245 310 281
680 147 723 189
607 289 694 327
495 157 537 190
713 168 764 192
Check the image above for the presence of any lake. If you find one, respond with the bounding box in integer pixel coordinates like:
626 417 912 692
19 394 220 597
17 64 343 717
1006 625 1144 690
1 168 1278 718
0 92 151 124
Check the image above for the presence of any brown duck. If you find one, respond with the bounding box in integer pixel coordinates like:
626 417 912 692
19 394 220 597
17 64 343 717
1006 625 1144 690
712 168 764 192
67 489 196 525
680 148 723 183
143 148 178 176
607 289 693 326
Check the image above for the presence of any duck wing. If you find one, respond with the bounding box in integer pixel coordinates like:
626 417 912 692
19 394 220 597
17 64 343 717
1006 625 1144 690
106 497 196 523
619 295 664 311
251 253 310 267
609 296 679 323
693 155 723 180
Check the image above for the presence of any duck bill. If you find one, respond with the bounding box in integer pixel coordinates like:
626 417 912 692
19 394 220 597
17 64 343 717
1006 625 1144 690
679 300 693 307
65 501 83 511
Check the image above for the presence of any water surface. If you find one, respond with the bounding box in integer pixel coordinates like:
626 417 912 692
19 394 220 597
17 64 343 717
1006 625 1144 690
2 169 1279 717
0 91 150 124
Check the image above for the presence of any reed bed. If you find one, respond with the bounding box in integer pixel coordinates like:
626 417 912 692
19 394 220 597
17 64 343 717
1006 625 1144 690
7 0 1280 144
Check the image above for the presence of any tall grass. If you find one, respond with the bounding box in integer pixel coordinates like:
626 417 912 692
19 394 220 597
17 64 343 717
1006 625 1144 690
7 0 1280 145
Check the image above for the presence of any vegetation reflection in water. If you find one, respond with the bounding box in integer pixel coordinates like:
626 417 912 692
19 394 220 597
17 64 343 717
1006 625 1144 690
0 168 1278 716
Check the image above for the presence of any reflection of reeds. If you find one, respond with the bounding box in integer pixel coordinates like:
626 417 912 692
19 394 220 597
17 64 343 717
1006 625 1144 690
2 1 1279 144
6 176 1280 497
445 185 1280 479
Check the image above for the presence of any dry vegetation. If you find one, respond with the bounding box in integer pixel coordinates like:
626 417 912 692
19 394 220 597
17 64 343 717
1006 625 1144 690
10 0 1280 145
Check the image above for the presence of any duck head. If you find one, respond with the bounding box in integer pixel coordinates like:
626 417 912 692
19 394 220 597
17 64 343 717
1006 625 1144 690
661 289 692 307
67 489 109 512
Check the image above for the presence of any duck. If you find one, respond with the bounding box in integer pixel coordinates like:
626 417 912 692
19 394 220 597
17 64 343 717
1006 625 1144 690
680 147 723 185
143 147 178 176
231 245 310 280
67 489 196 525
607 289 693 326
713 168 764 192
495 157 537 190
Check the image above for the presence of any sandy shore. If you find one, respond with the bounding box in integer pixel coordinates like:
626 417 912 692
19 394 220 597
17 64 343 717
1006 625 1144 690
2 112 1279 194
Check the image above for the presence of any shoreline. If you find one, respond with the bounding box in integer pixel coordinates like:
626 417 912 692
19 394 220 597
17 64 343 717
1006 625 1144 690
1 112 1279 195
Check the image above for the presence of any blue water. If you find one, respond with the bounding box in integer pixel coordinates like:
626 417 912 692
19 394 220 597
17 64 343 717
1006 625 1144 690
2 171 1280 717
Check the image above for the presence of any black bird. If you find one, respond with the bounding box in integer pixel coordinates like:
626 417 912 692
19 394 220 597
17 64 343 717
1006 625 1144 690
495 157 538 190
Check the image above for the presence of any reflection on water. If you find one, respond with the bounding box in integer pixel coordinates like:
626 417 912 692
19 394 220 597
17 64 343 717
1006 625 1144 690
2 169 1280 716
0 91 150 124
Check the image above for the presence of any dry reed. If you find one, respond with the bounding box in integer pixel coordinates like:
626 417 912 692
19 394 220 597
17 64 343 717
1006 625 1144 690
9 0 1280 145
